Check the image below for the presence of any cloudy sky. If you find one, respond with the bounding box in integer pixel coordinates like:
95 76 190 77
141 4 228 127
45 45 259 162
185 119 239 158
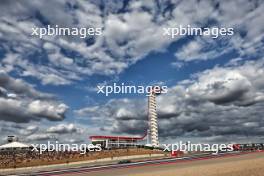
0 0 263 145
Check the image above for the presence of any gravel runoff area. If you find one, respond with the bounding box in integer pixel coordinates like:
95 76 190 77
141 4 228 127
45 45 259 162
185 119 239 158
67 152 264 176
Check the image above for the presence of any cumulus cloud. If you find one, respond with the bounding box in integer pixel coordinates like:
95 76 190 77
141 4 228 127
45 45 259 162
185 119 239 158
173 0 264 62
0 0 263 144
0 121 85 143
0 71 53 99
76 58 264 143
26 133 57 142
0 72 68 123
175 37 232 61
19 125 39 136
46 123 79 134
188 59 264 106
1 0 262 85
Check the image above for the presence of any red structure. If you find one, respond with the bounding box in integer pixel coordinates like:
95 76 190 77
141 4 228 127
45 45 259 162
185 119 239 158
90 133 147 149
171 150 184 157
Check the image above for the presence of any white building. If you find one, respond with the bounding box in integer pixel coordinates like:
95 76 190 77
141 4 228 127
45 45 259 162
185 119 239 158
0 136 30 152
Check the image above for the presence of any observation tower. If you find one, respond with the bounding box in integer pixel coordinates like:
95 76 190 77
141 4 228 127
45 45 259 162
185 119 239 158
148 86 162 147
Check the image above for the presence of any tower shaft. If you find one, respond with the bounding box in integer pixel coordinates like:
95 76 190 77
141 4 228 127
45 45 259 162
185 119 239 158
148 92 159 147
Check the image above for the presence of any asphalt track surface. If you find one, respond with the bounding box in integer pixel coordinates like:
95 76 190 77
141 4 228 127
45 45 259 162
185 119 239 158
9 151 263 176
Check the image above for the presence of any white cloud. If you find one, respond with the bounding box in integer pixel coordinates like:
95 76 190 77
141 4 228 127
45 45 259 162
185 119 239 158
75 58 264 143
0 72 68 123
19 125 39 135
175 36 233 62
26 133 56 142
28 100 68 121
46 123 79 134
0 0 263 85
